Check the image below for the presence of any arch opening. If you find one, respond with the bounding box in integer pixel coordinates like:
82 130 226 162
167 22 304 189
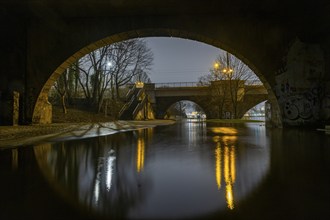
163 100 207 120
242 101 267 121
32 29 281 127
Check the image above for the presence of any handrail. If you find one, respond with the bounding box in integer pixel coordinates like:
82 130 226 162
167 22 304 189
133 96 147 117
154 80 263 88
118 95 135 117
154 82 202 88
125 84 136 100
136 88 144 99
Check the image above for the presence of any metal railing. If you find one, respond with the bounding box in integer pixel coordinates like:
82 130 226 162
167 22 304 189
154 82 205 88
154 80 263 88
133 96 147 118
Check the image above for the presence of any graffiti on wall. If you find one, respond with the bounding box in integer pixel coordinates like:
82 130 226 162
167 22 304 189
280 83 322 123
275 39 326 125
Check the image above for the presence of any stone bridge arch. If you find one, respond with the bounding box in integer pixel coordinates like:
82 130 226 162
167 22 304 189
2 1 330 127
7 1 330 127
154 97 212 119
238 95 268 118
237 94 269 119
30 27 281 126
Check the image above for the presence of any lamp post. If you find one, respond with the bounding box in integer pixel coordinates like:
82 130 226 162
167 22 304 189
213 52 233 80
222 52 233 79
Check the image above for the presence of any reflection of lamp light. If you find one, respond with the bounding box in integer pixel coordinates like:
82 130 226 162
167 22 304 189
106 152 116 191
213 136 236 210
224 146 236 210
211 127 238 135
215 143 222 189
230 146 236 183
136 130 145 172
226 184 234 210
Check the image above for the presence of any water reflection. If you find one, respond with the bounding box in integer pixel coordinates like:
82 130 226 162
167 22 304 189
11 148 18 170
32 122 270 219
136 127 153 173
213 130 237 210
185 119 207 145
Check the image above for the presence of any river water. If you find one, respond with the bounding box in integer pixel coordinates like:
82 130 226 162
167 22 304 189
1 120 330 220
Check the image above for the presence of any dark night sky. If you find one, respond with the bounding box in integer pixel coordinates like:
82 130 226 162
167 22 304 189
145 37 223 83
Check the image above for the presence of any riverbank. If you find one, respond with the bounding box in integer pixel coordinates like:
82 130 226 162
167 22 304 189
0 120 176 149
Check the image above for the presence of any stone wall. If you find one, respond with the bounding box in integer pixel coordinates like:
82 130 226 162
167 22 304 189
275 39 328 126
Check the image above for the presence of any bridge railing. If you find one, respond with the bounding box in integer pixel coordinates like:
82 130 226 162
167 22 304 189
154 82 207 88
154 80 263 88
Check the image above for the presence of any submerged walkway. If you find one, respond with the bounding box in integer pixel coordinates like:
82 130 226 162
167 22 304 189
0 120 176 148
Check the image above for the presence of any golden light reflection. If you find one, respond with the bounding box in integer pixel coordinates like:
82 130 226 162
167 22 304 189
230 146 236 183
226 184 234 210
211 127 238 135
147 127 153 141
136 130 145 173
215 143 221 189
212 135 221 143
213 133 237 210
224 145 236 209
224 146 230 183
222 135 237 146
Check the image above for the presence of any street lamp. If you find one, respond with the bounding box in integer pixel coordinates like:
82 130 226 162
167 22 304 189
214 62 220 69
213 52 233 80
222 52 233 79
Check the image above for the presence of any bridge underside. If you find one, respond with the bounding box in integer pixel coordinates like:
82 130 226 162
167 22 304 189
1 0 330 127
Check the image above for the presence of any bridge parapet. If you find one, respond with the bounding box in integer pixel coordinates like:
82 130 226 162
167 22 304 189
154 81 263 89
154 82 206 88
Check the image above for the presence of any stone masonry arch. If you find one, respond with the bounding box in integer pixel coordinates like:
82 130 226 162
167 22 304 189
154 97 211 119
238 98 268 119
31 28 281 127
4 1 329 127
152 86 268 119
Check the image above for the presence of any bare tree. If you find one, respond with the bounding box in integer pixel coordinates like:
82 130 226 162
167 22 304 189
166 101 187 118
73 39 152 111
131 70 152 83
75 45 114 112
198 63 229 118
199 52 260 118
53 70 68 114
50 62 81 113
110 39 153 99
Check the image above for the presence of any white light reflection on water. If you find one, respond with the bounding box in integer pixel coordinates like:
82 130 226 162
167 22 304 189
106 150 116 191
